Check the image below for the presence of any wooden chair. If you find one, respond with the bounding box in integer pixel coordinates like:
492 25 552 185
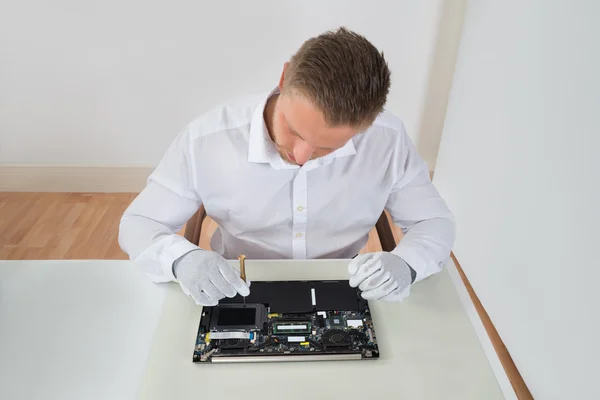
183 205 397 253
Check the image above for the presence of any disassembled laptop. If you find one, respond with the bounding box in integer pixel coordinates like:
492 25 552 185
193 256 380 363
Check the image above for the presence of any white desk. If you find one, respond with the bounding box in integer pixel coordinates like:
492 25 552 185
0 260 504 400
0 260 166 400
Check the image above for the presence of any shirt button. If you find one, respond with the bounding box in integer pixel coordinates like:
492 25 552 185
297 206 304 212
296 233 302 238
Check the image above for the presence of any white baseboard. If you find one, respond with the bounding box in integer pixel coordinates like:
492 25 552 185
0 165 436 193
0 165 153 192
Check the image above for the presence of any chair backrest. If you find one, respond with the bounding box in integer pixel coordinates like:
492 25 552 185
184 205 397 252
184 206 207 247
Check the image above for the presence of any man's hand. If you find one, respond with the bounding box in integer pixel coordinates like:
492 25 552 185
173 249 250 306
348 252 415 302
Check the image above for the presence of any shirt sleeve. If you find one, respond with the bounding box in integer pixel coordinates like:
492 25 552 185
386 124 456 283
118 125 203 283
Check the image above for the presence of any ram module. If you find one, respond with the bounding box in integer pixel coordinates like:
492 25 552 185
272 321 312 334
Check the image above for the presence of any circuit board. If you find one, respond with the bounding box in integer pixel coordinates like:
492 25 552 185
193 306 379 363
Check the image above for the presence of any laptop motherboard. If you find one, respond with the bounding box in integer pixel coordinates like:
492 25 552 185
193 280 380 363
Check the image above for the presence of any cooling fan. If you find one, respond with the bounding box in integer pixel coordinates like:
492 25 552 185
321 329 352 350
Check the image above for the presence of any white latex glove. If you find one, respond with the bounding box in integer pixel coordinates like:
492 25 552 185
173 249 250 306
348 252 414 302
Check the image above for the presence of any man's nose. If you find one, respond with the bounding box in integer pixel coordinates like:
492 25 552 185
293 141 315 165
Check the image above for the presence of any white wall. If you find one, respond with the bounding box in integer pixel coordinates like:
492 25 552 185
433 1 600 399
0 0 464 169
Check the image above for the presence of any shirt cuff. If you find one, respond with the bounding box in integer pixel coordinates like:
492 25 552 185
134 234 200 282
392 242 445 283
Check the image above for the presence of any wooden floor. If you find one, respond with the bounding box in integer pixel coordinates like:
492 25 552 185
0 192 402 260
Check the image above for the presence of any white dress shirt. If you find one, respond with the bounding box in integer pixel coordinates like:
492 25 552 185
118 90 456 284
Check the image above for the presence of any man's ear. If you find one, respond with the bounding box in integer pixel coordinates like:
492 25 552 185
278 62 289 91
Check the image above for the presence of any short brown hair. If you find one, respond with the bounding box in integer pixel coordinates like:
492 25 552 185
283 27 391 128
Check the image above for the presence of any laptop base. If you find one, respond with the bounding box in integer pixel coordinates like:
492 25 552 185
193 280 380 364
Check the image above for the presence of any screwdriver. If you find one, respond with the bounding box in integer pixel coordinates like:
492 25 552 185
238 254 247 306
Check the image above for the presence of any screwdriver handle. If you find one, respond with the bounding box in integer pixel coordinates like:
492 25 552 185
238 254 247 283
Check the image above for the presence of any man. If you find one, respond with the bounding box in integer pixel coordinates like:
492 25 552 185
118 27 455 306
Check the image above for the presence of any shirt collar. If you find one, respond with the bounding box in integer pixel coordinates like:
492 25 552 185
247 89 277 165
248 88 357 170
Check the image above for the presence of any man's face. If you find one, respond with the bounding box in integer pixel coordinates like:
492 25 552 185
267 90 360 166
